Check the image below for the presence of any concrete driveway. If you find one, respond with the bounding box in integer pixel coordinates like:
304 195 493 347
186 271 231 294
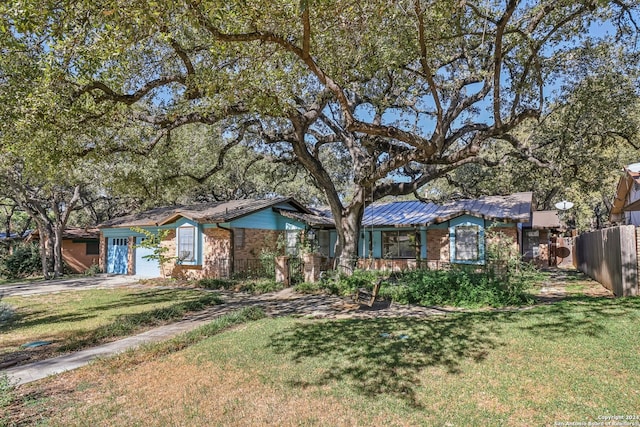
0 275 141 298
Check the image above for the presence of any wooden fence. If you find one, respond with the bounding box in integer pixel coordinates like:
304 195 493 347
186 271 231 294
574 225 639 297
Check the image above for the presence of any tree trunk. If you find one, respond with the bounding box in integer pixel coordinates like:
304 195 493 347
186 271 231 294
53 222 64 277
37 224 51 279
334 203 365 275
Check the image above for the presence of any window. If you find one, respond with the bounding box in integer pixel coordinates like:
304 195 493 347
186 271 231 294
382 230 416 258
177 226 195 262
86 241 99 255
317 230 330 256
285 230 299 255
455 225 479 261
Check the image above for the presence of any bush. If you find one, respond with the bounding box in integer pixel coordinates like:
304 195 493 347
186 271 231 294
294 281 324 294
0 242 41 279
84 263 102 276
378 268 533 308
0 373 15 413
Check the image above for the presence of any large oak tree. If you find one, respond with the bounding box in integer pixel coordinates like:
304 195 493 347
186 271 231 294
2 0 638 271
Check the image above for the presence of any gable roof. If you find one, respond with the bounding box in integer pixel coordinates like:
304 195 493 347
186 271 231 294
99 198 308 228
611 164 640 218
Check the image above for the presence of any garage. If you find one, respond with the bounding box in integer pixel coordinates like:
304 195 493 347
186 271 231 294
134 237 161 278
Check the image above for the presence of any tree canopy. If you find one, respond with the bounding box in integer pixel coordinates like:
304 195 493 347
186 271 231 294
1 0 639 271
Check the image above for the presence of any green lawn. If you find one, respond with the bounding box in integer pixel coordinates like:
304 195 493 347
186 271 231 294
8 295 640 426
0 288 221 362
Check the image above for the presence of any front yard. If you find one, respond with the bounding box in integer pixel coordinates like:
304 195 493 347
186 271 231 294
0 287 221 368
3 282 640 426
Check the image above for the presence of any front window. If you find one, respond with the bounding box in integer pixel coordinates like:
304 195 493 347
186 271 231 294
455 225 479 261
382 230 416 258
317 230 330 256
178 226 195 262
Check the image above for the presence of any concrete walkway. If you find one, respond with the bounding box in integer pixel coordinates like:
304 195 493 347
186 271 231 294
3 287 449 386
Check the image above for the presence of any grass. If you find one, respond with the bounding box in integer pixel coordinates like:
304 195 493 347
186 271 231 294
0 288 221 364
7 295 640 426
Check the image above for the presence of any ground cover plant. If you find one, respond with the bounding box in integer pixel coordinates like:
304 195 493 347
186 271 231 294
297 266 543 308
198 277 283 294
0 288 221 366
5 295 639 426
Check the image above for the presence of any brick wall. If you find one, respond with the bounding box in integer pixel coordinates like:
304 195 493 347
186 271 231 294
427 229 449 261
486 227 519 259
202 228 231 278
61 241 100 273
233 228 282 260
127 236 135 275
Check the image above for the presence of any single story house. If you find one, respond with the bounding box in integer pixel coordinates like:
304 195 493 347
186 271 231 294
98 192 534 279
98 198 310 279
27 227 100 273
610 162 640 226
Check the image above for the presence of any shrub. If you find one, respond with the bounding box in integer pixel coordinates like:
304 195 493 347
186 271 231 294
0 373 15 413
84 263 102 276
377 268 533 308
0 242 41 279
247 278 282 294
294 281 323 294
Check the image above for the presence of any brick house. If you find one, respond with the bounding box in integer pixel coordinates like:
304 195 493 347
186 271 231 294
99 193 534 279
98 198 310 279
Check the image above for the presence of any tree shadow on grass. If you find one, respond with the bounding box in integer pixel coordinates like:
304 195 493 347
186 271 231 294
270 296 640 406
270 313 506 407
517 296 640 340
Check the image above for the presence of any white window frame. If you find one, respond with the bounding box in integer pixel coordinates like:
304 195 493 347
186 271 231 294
177 225 196 263
455 225 479 261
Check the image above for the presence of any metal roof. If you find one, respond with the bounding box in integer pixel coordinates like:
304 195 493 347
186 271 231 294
361 200 441 227
360 192 533 227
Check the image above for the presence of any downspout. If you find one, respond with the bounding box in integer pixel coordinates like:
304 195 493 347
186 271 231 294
216 223 234 277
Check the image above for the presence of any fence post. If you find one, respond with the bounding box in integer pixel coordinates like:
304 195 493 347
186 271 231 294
275 256 290 286
303 253 324 283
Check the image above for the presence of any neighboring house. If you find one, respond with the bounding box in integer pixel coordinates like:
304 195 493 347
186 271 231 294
610 163 640 226
28 228 100 273
98 198 310 279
